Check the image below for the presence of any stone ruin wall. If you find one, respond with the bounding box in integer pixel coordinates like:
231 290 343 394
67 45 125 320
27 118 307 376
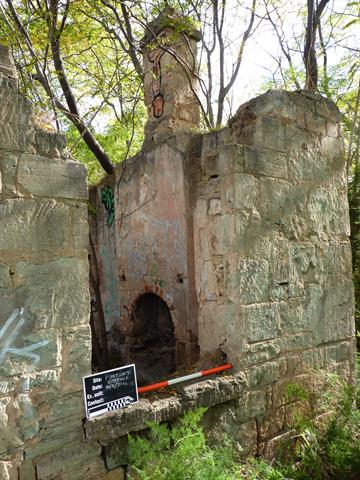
91 89 356 460
189 89 357 454
0 50 108 479
0 37 357 479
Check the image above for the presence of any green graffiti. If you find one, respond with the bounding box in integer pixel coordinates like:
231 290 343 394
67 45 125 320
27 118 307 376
101 186 115 226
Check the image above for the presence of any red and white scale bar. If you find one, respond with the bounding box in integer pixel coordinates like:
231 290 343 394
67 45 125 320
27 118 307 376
137 363 233 394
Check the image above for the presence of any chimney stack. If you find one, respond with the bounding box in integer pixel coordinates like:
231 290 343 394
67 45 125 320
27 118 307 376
141 7 201 145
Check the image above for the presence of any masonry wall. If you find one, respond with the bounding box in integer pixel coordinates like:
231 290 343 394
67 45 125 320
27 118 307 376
0 68 108 478
189 90 357 453
90 89 356 461
2 43 353 474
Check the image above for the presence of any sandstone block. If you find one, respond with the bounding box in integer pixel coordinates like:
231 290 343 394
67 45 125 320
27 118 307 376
103 437 129 470
259 406 286 440
260 430 292 460
248 360 283 388
242 340 281 368
206 213 236 255
258 176 293 225
248 116 287 152
324 341 351 364
34 440 106 480
105 468 125 480
280 332 313 353
224 172 259 210
236 389 266 422
61 326 92 385
198 302 239 355
235 420 258 455
208 197 221 215
243 303 279 342
243 145 287 178
18 461 36 480
315 99 341 123
0 76 33 150
34 130 66 158
14 258 90 330
0 199 74 258
0 326 61 377
308 186 350 239
0 152 18 196
279 298 306 334
238 258 269 304
18 154 88 200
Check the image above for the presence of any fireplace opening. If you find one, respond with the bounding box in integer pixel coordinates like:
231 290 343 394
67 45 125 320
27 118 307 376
129 293 176 385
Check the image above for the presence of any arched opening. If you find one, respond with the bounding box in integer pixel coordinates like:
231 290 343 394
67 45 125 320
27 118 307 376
129 293 176 385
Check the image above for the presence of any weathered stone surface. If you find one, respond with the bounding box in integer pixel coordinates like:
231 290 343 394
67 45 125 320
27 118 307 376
34 440 106 480
0 461 17 480
85 373 248 441
0 46 18 80
0 199 74 258
18 154 88 200
236 389 267 422
248 359 287 388
12 258 90 329
34 130 66 158
245 303 280 342
238 259 270 305
0 152 18 196
0 76 33 151
0 66 95 477
0 42 355 475
198 302 241 356
103 437 129 470
243 146 287 179
105 468 125 480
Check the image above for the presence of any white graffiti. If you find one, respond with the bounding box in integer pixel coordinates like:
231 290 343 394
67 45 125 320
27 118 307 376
0 308 48 365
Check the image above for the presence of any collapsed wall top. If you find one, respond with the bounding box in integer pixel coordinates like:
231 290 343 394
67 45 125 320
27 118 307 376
141 7 201 145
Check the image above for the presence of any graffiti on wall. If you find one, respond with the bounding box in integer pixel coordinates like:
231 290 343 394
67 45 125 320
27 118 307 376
101 186 115 227
148 49 165 118
0 308 48 365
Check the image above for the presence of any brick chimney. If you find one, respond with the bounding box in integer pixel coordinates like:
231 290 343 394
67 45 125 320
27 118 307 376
141 7 201 144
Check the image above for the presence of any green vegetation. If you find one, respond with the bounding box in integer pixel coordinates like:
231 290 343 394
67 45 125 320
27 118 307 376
129 368 360 480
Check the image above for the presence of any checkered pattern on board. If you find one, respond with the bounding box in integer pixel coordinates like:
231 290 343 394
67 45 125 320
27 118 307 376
107 398 130 411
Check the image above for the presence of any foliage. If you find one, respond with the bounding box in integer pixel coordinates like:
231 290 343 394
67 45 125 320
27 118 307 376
280 369 360 480
128 369 360 480
128 408 241 480
66 105 145 185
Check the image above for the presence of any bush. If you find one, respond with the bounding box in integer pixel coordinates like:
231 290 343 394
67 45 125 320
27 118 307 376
128 367 360 480
128 408 241 480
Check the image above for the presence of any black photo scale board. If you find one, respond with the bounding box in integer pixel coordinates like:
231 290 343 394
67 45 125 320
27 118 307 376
83 364 139 418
